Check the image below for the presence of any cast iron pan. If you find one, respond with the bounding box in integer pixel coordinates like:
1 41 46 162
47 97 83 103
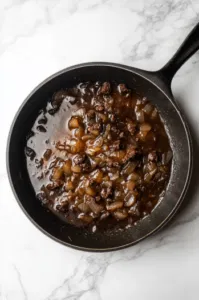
7 23 199 252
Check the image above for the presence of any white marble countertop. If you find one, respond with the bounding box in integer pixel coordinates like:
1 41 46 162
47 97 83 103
1 0 199 299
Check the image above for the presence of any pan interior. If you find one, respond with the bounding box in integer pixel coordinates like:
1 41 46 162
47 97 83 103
7 64 191 250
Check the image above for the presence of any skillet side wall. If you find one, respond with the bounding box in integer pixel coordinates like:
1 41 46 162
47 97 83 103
7 64 191 251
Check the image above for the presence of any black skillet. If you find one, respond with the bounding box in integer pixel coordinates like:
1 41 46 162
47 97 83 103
7 23 199 252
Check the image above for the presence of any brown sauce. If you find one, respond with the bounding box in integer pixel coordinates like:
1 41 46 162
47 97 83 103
25 82 172 232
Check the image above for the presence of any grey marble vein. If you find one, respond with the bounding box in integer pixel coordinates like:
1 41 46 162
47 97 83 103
45 229 182 300
45 254 111 300
13 265 28 300
119 0 198 68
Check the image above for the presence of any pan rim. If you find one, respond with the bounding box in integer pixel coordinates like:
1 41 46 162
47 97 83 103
6 62 193 252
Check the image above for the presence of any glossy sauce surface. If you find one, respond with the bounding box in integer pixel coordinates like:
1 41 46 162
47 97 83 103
26 82 172 232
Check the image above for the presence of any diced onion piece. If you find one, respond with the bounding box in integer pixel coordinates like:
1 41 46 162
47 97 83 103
100 211 110 220
103 145 109 151
135 110 145 123
150 167 157 175
159 166 168 173
71 165 81 173
106 201 123 211
118 83 129 94
143 103 153 115
113 210 128 220
146 162 157 177
103 175 110 182
65 181 75 191
88 199 103 214
75 127 84 138
140 123 152 132
98 113 107 123
144 162 157 181
109 172 119 181
135 100 142 112
90 130 100 136
103 124 111 138
98 82 111 95
82 134 95 141
78 203 90 213
144 172 153 182
129 204 140 216
78 213 93 223
110 150 125 161
125 192 136 207
90 169 103 183
70 139 84 153
89 157 98 169
63 160 72 175
127 172 140 181
127 120 136 134
136 99 142 105
122 161 137 175
147 162 157 172
52 168 63 181
85 186 96 196
77 187 85 196
68 116 81 129
137 131 148 141
86 146 101 156
93 136 104 147
126 180 136 191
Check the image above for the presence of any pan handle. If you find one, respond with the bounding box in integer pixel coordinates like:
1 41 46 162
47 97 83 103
159 23 199 84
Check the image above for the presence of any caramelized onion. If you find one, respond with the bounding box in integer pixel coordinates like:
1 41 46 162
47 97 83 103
63 160 72 175
106 201 123 211
88 199 104 214
52 168 63 181
85 186 96 196
140 123 152 132
113 210 128 220
27 81 172 232
78 203 90 213
90 169 103 183
136 110 145 123
143 103 153 115
126 180 135 191
122 161 137 175
68 117 81 129
78 213 93 223
65 180 75 191
71 165 82 173
124 192 136 207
